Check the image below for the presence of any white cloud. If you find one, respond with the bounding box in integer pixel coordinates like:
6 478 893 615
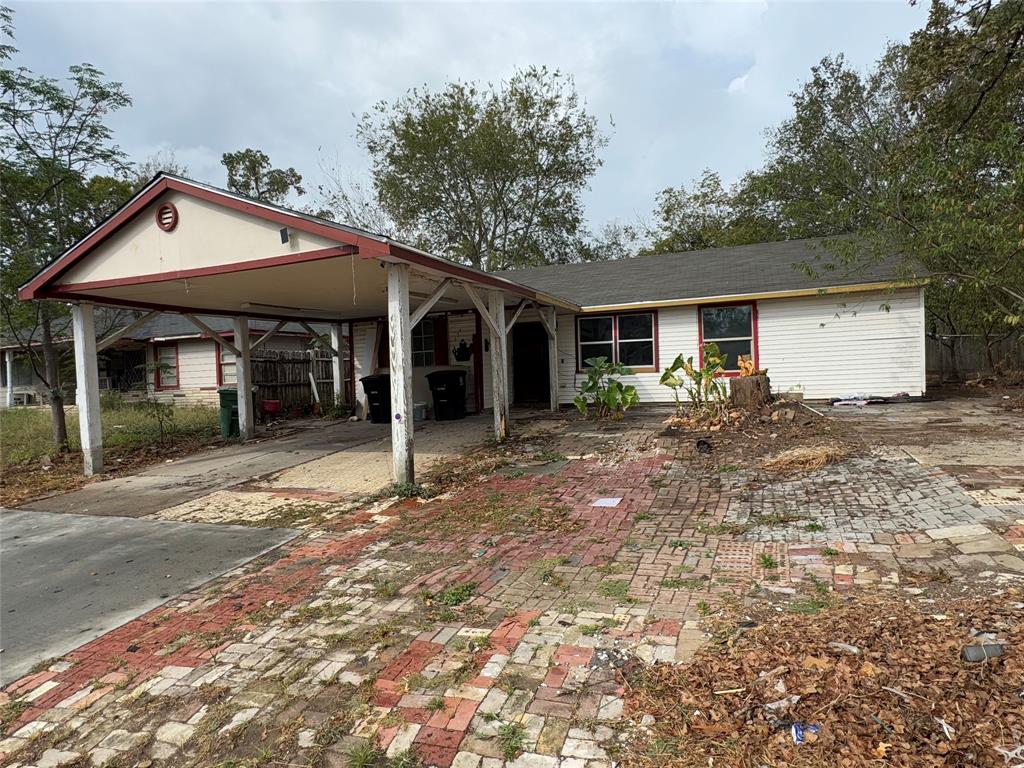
8 0 928 229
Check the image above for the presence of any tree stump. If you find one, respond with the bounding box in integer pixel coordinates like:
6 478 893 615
730 374 771 409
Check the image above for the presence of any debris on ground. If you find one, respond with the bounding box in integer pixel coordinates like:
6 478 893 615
623 588 1023 767
763 441 852 474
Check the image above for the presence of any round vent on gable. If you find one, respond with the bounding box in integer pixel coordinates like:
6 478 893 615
155 202 179 232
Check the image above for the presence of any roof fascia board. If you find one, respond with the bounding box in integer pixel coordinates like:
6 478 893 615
576 280 929 313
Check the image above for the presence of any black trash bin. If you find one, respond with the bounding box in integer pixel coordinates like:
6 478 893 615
217 387 240 438
426 369 467 421
360 374 392 423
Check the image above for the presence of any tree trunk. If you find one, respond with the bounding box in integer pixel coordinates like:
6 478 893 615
730 374 771 409
40 313 69 450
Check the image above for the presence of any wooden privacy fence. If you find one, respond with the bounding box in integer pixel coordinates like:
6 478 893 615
926 334 1024 381
251 349 350 413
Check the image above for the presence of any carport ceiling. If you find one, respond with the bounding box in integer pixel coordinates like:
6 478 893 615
19 174 578 322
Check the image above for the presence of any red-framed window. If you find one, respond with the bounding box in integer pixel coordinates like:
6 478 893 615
576 311 658 372
377 315 449 368
153 342 180 389
216 344 237 386
698 302 758 374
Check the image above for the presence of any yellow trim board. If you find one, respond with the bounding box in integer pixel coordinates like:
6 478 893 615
577 280 927 313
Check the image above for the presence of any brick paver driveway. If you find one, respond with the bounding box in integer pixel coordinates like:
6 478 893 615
2 400 1021 767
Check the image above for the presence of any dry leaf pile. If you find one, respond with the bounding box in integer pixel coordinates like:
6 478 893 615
763 442 852 474
623 590 1023 768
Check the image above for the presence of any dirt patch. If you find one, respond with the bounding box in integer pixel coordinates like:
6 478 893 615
763 442 852 474
661 401 862 468
624 588 1024 768
0 436 227 507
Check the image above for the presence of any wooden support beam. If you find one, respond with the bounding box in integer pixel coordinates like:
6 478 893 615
505 299 529 336
410 278 452 329
72 303 103 475
330 323 345 408
543 307 559 412
250 320 287 351
387 263 415 483
97 310 160 353
183 314 241 357
488 290 510 441
298 320 339 356
464 284 499 337
232 316 255 439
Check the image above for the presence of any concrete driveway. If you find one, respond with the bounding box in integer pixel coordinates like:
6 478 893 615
0 509 296 684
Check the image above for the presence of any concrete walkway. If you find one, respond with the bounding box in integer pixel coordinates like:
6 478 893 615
18 420 389 518
0 509 296 684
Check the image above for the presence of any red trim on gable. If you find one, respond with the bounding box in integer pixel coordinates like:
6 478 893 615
697 300 758 377
51 246 358 293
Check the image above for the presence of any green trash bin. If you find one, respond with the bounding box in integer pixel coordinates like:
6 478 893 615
218 387 240 438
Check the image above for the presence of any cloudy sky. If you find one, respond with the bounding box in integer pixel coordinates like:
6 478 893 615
11 1 926 230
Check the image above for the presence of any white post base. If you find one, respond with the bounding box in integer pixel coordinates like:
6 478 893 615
387 263 414 484
72 303 103 475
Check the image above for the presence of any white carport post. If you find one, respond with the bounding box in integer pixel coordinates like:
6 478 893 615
71 302 103 475
330 323 345 409
4 350 13 408
488 290 510 441
387 263 415 484
232 316 255 440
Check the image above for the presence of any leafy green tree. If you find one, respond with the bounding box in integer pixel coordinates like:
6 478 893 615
751 0 1023 327
221 148 304 204
358 66 608 271
1 13 134 447
642 170 785 255
130 147 189 191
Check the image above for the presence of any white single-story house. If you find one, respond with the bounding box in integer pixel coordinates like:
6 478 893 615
17 173 926 480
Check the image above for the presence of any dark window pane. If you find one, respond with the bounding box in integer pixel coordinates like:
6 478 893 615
710 340 752 370
580 343 614 367
618 313 653 340
701 306 752 339
619 340 654 367
579 317 613 343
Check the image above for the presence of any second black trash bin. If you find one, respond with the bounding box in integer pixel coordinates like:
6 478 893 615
426 369 467 421
360 373 392 423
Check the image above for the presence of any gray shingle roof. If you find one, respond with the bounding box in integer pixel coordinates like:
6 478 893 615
496 238 918 308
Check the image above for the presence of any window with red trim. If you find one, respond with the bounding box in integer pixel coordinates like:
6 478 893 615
154 343 179 389
699 304 756 371
376 316 449 368
577 312 657 371
218 347 237 385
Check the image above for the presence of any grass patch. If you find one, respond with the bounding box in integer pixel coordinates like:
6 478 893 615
668 539 691 550
661 576 707 590
757 554 779 569
579 617 618 636
0 404 219 466
434 582 476 606
597 580 632 601
497 722 528 760
804 521 826 532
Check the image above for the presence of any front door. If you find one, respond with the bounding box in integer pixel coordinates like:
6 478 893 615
512 322 550 404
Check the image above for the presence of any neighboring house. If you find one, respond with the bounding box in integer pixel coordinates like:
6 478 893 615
1 313 339 409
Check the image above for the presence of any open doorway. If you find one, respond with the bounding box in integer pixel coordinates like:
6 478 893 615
511 322 550 404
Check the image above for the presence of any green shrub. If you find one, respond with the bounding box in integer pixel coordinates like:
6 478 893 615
573 356 639 420
660 342 728 418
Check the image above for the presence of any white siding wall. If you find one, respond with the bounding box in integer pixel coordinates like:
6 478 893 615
758 287 925 399
551 287 925 404
553 306 699 406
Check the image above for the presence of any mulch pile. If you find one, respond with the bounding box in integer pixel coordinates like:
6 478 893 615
623 589 1024 767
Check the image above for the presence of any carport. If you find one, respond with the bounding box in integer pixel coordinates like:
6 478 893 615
19 174 578 482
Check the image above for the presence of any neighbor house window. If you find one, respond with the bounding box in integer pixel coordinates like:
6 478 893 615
218 347 237 386
154 343 179 389
699 303 756 371
412 318 435 367
576 312 657 371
